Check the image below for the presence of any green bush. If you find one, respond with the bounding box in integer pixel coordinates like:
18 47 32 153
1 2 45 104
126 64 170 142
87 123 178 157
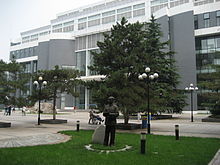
210 101 220 116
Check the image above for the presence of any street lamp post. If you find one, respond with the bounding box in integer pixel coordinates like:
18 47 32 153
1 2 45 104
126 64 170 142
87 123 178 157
33 76 47 125
138 67 159 134
185 83 198 122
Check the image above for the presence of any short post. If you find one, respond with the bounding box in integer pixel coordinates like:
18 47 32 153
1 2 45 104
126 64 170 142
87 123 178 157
140 132 146 154
175 125 179 140
76 120 80 132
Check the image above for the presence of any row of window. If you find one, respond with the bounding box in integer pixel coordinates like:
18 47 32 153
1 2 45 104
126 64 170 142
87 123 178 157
77 9 145 30
75 33 105 51
53 3 145 32
10 47 37 60
151 0 189 13
194 11 220 29
195 36 220 52
20 3 145 43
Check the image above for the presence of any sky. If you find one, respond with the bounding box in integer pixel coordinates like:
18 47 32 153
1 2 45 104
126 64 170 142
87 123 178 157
0 0 103 62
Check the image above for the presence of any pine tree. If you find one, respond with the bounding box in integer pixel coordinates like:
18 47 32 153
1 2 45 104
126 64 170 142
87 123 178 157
0 60 30 107
89 16 186 124
31 66 81 120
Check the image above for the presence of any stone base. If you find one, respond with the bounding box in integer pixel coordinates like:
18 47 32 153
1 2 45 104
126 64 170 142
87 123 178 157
116 123 141 130
202 117 220 122
40 119 67 124
118 114 172 120
0 122 11 128
153 115 172 120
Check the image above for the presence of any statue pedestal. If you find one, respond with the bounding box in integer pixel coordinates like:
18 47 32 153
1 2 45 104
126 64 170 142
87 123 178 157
92 125 106 144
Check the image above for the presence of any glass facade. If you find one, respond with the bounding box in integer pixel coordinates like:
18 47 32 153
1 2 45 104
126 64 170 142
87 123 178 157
217 11 220 26
10 46 38 60
196 35 220 109
76 51 86 76
196 36 220 73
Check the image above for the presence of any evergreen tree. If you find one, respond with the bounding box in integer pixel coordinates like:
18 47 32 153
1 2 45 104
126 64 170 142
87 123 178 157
31 66 81 120
89 16 186 124
0 60 29 107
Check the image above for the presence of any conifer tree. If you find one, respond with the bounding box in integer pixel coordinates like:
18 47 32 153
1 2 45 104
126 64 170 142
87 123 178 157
0 60 29 107
89 16 186 124
31 66 80 120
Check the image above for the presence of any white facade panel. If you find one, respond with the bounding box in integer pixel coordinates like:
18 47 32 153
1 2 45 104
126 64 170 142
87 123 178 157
16 56 38 63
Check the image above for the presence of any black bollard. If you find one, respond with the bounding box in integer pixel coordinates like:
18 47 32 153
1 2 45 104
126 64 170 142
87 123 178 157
76 120 80 132
140 132 146 154
175 125 179 140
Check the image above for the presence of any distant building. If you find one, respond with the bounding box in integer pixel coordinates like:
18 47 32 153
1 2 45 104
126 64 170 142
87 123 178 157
10 0 220 110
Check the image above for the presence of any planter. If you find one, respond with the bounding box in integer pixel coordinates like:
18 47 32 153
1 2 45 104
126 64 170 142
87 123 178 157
40 119 67 124
202 116 220 122
153 115 172 120
0 122 11 128
116 123 141 130
118 114 172 120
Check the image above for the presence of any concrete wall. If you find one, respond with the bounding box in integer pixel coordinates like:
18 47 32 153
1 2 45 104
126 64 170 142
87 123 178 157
38 42 49 70
48 39 76 69
37 39 76 70
169 11 197 110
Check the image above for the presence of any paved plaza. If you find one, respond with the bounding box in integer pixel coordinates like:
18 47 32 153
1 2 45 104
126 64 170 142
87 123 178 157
0 110 220 164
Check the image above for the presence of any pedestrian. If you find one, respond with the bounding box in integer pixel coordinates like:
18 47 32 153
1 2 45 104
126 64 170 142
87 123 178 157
7 105 12 116
12 107 15 112
4 106 8 115
22 106 26 116
103 96 119 146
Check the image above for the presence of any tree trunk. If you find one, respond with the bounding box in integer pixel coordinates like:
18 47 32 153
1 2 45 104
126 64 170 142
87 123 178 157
53 88 57 120
123 107 129 124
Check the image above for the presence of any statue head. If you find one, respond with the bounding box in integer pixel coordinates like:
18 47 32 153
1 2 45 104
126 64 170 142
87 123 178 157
107 96 115 104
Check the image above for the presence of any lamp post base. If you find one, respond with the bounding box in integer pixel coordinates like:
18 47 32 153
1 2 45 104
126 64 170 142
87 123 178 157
147 123 151 134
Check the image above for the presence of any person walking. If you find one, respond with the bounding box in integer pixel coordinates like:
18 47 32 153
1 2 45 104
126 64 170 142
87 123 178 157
22 106 26 116
103 96 119 146
4 106 8 115
8 105 12 116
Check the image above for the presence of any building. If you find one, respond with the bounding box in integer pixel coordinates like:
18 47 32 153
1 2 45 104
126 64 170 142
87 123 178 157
9 0 220 110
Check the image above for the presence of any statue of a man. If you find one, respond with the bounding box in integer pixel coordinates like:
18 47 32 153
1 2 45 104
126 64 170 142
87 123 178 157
103 96 119 146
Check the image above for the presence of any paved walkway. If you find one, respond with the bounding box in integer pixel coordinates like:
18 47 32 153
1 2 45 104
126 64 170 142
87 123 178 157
0 111 219 164
0 133 69 148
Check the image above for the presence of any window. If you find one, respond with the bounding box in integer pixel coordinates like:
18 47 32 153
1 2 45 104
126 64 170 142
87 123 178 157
133 8 145 17
76 36 86 50
52 24 62 29
33 61 37 73
102 10 115 17
76 51 86 76
194 15 198 29
63 25 74 32
78 17 87 23
204 13 210 28
88 14 100 21
216 11 220 26
133 3 145 10
52 28 62 33
216 37 220 48
88 33 104 49
102 15 115 24
29 47 33 56
63 20 74 26
117 6 131 14
88 19 100 27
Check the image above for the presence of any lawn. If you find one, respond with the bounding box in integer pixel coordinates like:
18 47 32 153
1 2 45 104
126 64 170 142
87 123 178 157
0 130 219 165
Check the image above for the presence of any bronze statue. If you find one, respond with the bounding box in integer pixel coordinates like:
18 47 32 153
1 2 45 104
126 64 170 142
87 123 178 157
103 96 119 146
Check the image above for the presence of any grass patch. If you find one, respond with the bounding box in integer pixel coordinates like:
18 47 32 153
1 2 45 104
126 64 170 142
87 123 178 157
0 130 219 165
